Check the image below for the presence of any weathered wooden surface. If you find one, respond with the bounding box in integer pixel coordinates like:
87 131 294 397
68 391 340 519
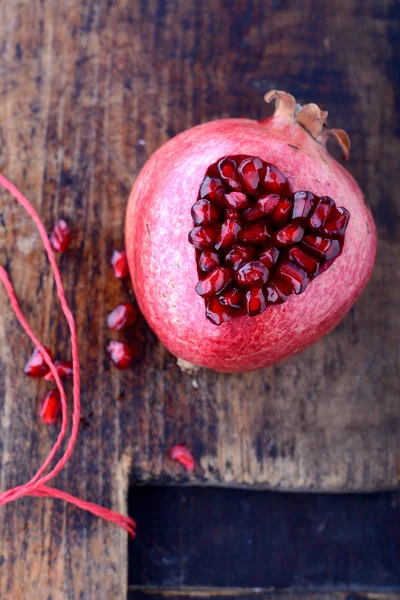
0 0 399 598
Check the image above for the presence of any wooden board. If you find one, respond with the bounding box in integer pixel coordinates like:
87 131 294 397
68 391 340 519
0 0 399 597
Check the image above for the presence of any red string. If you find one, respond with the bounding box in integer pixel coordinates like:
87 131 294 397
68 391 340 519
0 173 136 538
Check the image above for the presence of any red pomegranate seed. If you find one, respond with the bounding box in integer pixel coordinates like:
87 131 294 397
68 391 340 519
224 191 249 210
214 219 242 250
256 193 280 215
238 157 264 193
198 250 220 273
39 390 61 424
322 206 350 237
273 223 304 247
107 303 137 331
200 176 225 204
308 195 335 229
288 247 320 276
264 281 288 305
50 219 72 252
225 244 257 269
245 286 267 317
240 223 271 245
205 296 233 325
24 346 52 378
218 286 244 309
107 341 135 369
276 261 310 295
191 199 219 225
259 247 280 268
292 191 316 222
111 250 129 279
217 158 242 190
262 164 290 196
271 198 293 227
188 224 220 250
195 267 232 297
224 208 241 221
235 261 269 287
44 360 73 381
241 206 265 222
302 235 341 261
169 444 195 472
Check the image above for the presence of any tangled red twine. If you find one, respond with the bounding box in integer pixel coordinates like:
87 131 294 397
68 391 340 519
0 173 136 538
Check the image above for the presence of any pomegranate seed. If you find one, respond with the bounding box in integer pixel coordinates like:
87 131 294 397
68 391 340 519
188 224 220 250
218 286 244 309
205 296 233 325
271 198 293 227
50 219 72 252
288 247 320 276
308 195 335 229
39 390 61 424
256 193 280 215
302 235 341 261
107 303 137 331
225 244 257 269
292 191 316 222
224 208 241 221
169 444 195 472
224 191 249 210
276 261 310 295
259 247 280 268
195 267 232 297
214 219 242 250
238 157 264 193
264 281 288 305
24 346 52 378
111 250 129 279
235 261 269 287
245 286 267 317
273 223 304 246
217 158 242 190
200 176 225 204
262 164 290 196
322 206 350 237
241 206 265 222
191 199 219 225
107 341 135 369
198 250 220 273
240 223 271 245
44 360 73 381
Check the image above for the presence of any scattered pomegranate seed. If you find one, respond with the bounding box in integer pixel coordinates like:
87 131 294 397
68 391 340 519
235 261 269 287
276 261 310 295
308 195 335 229
271 198 293 227
191 199 219 225
224 191 249 210
205 296 233 325
288 246 320 276
188 224 220 250
200 176 225 204
44 360 73 381
24 346 52 378
111 250 129 279
107 303 137 331
238 157 264 193
198 250 220 273
245 286 267 316
218 286 244 309
302 235 341 261
292 191 316 222
214 219 242 250
169 444 195 472
240 223 271 245
263 164 290 196
39 390 61 424
259 247 280 268
195 267 232 297
322 206 350 237
50 219 72 252
217 158 242 190
273 223 304 246
107 341 135 369
225 245 257 269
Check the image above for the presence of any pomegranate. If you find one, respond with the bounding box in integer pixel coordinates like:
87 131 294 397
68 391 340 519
125 90 377 372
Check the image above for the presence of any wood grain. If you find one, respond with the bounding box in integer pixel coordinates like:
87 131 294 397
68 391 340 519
0 0 398 597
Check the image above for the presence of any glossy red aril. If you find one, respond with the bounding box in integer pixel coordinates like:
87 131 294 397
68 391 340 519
292 191 316 222
245 286 267 316
200 176 225 204
24 346 52 378
288 246 320 276
50 219 72 252
259 247 280 268
188 224 220 250
224 208 240 221
274 223 304 246
205 296 232 325
308 196 335 229
198 251 220 273
225 244 257 269
240 223 271 244
39 390 61 424
169 444 195 472
322 206 350 237
214 219 241 250
44 360 73 381
111 250 129 279
271 198 293 227
107 303 137 331
224 191 249 210
217 158 242 190
238 157 264 193
191 199 219 225
241 205 265 222
264 281 288 305
256 193 280 215
235 261 269 287
219 287 244 309
263 164 291 196
302 235 341 261
107 341 135 369
276 261 310 294
195 267 232 297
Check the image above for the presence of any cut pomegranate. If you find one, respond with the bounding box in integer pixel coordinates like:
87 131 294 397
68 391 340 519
24 346 52 378
44 360 73 381
241 206 265 222
256 193 281 215
191 199 219 225
195 267 232 297
308 195 335 229
288 246 320 276
292 191 316 222
271 198 293 227
224 191 249 210
169 444 195 472
264 281 288 305
217 158 242 190
224 208 241 221
188 224 220 250
276 261 310 295
214 219 241 250
111 250 129 279
238 157 264 193
322 206 350 237
205 296 233 325
219 286 244 309
240 223 271 245
39 390 61 424
302 235 341 261
200 176 225 204
245 286 267 316
198 250 220 273
259 247 280 268
50 219 72 252
235 261 269 287
263 164 290 196
107 341 135 369
107 303 137 331
273 223 304 246
225 244 257 269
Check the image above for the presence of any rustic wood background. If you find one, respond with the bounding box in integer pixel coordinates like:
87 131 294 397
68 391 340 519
0 0 398 598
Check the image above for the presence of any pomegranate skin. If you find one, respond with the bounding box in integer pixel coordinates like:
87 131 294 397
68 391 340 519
125 92 377 372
